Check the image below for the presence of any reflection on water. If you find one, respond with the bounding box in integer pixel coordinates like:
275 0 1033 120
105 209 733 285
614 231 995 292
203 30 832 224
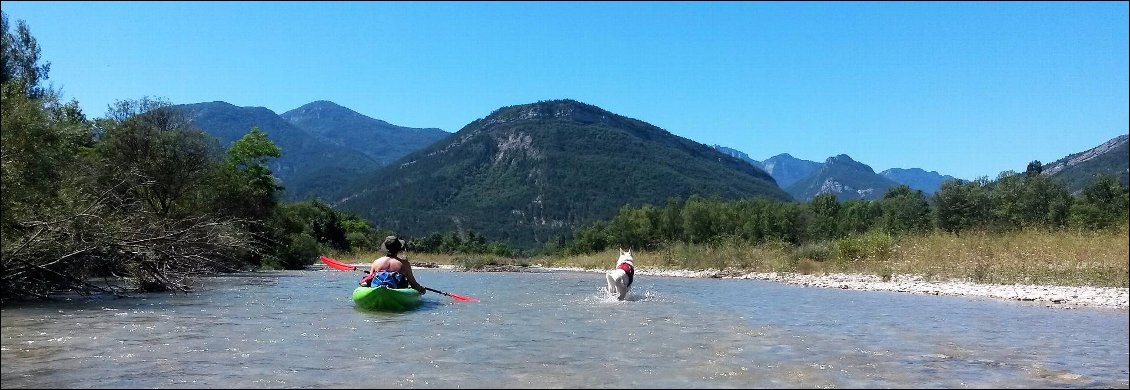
2 269 1127 388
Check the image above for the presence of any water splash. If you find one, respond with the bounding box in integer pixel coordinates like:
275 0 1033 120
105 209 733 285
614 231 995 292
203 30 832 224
582 287 661 303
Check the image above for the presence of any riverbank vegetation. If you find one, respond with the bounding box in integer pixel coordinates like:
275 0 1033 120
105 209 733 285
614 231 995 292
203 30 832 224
392 170 1129 288
355 224 1128 289
1 13 393 301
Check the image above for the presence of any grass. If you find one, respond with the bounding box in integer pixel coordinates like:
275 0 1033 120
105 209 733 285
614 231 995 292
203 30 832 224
332 225 1128 288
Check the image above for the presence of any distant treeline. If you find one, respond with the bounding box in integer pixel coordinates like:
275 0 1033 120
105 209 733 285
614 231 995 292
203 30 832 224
552 165 1129 255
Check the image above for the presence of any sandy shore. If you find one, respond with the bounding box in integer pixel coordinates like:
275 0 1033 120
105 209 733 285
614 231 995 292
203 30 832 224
500 265 1129 310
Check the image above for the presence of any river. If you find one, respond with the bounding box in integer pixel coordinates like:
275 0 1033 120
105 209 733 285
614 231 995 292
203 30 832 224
2 268 1127 388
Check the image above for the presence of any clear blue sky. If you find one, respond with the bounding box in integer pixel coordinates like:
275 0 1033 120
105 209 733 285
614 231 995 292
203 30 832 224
3 1 1127 180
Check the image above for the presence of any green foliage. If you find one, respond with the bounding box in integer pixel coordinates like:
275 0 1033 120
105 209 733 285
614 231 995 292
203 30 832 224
259 199 389 269
835 230 895 262
837 199 879 236
808 193 841 240
0 83 89 234
932 178 993 233
991 171 1072 229
682 195 718 244
262 233 320 270
453 254 497 271
793 241 834 262
1068 175 1129 230
407 230 516 257
555 166 1119 261
226 127 281 169
1 11 50 99
2 29 307 295
608 205 661 250
876 185 931 235
93 98 223 217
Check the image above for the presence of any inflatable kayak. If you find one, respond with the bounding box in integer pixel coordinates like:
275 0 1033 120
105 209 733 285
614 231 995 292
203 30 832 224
352 286 423 311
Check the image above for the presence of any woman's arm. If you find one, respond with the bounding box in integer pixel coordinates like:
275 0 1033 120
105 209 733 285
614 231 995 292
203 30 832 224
400 259 426 294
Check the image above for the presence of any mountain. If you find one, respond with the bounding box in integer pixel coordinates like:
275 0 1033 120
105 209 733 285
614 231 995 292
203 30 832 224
713 144 964 196
785 154 901 201
710 146 822 189
1043 134 1129 193
713 145 764 170
334 99 791 249
879 168 959 195
180 100 452 201
178 101 381 200
280 100 450 166
759 153 823 189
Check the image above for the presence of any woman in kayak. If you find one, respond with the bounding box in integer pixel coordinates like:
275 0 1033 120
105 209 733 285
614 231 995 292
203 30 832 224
359 235 427 295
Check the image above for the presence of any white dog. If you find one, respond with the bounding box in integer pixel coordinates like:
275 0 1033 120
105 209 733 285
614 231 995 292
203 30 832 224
605 248 635 300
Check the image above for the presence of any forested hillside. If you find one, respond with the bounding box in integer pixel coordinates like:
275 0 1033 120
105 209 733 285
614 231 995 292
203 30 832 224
335 99 791 249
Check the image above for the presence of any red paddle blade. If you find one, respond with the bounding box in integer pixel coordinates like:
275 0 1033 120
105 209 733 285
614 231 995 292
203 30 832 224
425 287 480 302
319 256 357 271
448 293 479 302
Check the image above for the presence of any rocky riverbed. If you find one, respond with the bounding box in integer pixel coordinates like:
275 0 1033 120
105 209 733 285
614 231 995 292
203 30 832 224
514 265 1130 310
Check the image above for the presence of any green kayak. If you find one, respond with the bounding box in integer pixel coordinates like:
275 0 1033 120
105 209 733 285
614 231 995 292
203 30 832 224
352 286 423 311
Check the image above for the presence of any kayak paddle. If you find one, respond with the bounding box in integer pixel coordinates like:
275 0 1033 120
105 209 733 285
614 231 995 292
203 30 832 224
424 287 479 302
320 255 360 271
319 256 479 302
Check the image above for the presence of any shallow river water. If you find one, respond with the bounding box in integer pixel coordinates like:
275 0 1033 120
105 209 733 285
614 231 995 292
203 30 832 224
2 268 1127 388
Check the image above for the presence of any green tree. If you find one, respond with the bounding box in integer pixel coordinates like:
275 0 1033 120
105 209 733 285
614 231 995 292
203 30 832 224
682 195 716 244
837 199 879 236
214 127 281 220
992 171 1072 229
567 222 610 255
876 185 931 235
1 11 50 99
760 201 807 245
94 97 222 216
1068 175 1129 230
932 178 993 233
808 193 841 240
609 205 660 250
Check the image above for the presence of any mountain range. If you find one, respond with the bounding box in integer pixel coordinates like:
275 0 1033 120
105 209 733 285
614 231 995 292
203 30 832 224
180 98 1127 248
176 101 450 200
713 146 956 201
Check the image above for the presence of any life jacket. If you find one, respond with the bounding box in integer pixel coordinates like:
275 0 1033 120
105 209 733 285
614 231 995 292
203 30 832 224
617 261 634 287
372 270 408 289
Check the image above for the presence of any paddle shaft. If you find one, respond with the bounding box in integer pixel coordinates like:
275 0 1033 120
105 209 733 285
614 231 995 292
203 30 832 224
425 287 452 296
319 256 478 302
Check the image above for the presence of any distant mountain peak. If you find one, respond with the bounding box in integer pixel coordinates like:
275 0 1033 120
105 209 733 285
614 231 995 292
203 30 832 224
1042 133 1129 192
824 154 876 174
880 167 959 195
1044 134 1128 176
285 100 396 127
482 99 618 126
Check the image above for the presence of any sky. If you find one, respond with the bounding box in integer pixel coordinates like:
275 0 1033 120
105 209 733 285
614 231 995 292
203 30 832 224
2 1 1127 181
